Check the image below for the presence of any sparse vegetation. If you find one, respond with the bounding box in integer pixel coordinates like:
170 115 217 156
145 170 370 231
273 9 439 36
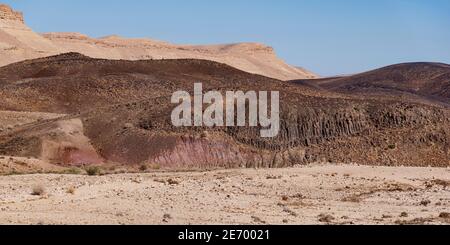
395 217 430 225
282 206 298 217
66 186 76 195
85 166 102 176
31 184 45 196
154 178 166 184
251 216 266 224
318 214 335 223
162 213 172 223
342 195 362 203
427 179 450 188
167 178 180 185
62 167 83 175
266 175 282 180
420 200 431 206
382 214 393 219
0 164 448 224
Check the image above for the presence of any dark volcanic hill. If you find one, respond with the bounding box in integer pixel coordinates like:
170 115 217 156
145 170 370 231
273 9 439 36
294 62 450 105
0 54 448 169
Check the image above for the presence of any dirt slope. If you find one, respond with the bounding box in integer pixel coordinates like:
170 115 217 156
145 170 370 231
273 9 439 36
0 165 448 225
293 63 450 105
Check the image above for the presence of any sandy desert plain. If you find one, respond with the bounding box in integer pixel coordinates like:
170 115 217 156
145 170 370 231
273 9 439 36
0 164 448 225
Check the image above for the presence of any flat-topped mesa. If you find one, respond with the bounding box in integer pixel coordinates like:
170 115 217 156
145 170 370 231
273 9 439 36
0 4 24 23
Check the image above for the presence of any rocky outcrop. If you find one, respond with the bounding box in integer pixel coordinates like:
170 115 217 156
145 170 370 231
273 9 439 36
0 5 60 66
149 136 309 169
0 54 448 169
0 118 104 166
0 4 23 23
147 102 449 168
227 105 370 150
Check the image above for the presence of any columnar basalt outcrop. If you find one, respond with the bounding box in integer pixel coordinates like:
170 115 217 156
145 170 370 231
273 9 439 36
0 54 448 168
227 105 371 150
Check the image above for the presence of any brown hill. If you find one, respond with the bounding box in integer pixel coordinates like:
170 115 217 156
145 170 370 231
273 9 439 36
0 4 317 81
0 53 448 169
298 62 450 105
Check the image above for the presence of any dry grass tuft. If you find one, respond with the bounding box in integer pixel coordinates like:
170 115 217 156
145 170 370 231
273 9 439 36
31 184 45 196
66 186 76 195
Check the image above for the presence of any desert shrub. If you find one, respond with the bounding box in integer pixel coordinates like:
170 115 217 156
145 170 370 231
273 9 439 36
318 214 335 223
439 212 450 219
139 164 148 172
85 166 102 176
149 163 161 170
31 185 45 196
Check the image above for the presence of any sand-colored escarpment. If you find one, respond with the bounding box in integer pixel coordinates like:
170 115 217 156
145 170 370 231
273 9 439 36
0 4 62 65
0 4 317 80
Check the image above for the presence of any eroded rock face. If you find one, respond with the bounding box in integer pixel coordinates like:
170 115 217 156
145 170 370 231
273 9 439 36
151 136 248 169
0 118 104 166
150 136 309 169
0 4 23 23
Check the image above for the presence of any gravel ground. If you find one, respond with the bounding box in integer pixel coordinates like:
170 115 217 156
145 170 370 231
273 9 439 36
0 164 449 225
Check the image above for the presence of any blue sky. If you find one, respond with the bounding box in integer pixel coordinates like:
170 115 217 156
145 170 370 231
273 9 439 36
3 0 450 76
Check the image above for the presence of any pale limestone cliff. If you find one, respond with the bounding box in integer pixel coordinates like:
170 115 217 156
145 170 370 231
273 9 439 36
0 4 23 23
0 4 317 80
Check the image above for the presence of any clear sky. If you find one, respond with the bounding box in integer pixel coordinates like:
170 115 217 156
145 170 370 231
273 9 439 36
2 0 450 76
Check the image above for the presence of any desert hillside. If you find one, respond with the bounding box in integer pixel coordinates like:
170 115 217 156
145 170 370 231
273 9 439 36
293 63 450 105
0 53 448 172
0 4 317 81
